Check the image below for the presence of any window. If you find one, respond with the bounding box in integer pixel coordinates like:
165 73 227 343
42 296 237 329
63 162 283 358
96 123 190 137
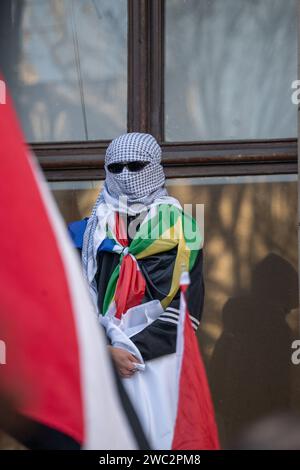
165 0 297 141
0 0 127 142
0 0 297 180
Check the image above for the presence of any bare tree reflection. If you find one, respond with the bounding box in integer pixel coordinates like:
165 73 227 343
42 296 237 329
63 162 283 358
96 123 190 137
0 0 127 142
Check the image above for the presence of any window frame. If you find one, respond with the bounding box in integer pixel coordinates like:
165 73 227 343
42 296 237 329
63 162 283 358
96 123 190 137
30 0 297 181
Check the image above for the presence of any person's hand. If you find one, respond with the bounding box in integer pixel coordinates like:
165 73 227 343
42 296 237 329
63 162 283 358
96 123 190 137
108 346 141 378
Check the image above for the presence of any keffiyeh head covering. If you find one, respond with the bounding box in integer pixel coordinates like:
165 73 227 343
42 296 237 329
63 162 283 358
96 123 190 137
104 132 167 206
82 133 176 302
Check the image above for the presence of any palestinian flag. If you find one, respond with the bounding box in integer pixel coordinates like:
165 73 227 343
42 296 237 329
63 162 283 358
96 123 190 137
172 272 220 450
0 78 148 449
116 273 220 450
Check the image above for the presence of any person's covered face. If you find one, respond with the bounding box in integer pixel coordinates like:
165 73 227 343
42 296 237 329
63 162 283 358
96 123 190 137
104 133 165 203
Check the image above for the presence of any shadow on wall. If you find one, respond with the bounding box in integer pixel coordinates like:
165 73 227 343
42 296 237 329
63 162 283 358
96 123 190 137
209 253 298 447
232 412 300 450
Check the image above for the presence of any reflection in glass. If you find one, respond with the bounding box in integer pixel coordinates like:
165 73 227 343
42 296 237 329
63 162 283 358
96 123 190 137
165 0 297 141
0 0 127 142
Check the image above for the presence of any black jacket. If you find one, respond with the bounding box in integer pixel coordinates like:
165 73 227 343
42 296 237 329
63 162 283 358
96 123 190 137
74 213 205 362
93 212 205 362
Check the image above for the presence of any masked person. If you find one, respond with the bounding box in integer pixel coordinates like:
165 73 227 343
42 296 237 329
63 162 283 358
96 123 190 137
68 133 205 448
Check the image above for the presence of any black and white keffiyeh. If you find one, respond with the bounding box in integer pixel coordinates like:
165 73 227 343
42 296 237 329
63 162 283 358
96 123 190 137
104 132 166 205
82 133 180 303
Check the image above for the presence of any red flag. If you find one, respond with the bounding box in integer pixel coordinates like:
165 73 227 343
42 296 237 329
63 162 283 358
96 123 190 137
114 212 146 319
172 273 220 450
0 77 139 449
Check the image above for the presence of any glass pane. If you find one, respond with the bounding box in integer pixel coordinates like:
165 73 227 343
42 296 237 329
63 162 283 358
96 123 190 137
51 174 299 448
0 0 127 142
165 0 297 141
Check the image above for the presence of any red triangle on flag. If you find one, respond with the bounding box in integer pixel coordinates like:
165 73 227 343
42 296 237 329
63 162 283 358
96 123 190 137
172 283 220 450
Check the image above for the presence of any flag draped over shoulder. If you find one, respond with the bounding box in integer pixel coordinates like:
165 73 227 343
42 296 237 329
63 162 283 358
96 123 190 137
0 80 145 449
83 201 202 318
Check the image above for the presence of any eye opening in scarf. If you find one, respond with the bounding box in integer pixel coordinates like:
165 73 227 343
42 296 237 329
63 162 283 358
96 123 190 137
107 161 150 174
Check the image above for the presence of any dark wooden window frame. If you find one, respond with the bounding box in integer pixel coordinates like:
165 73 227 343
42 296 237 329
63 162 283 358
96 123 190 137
32 0 297 182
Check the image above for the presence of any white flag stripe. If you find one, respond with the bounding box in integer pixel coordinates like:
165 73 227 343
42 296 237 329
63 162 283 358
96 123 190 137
174 290 187 416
